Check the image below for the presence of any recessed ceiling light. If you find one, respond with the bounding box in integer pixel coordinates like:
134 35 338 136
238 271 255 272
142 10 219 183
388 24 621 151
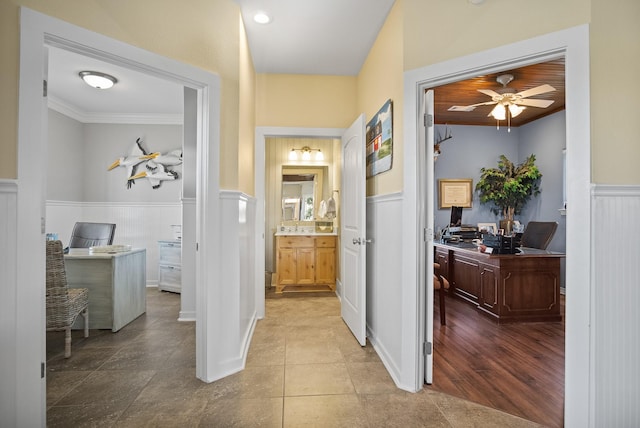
79 71 118 89
253 12 271 24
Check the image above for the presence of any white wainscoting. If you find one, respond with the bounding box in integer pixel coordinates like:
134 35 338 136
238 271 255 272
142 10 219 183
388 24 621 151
217 191 258 377
365 192 404 387
592 185 640 427
46 201 181 285
0 180 18 426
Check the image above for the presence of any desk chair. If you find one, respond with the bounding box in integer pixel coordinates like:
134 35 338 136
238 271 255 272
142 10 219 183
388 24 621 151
68 222 116 248
46 240 89 357
434 262 450 325
520 221 558 250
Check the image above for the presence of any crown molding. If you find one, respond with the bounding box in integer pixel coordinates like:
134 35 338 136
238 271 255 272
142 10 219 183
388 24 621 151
47 96 183 125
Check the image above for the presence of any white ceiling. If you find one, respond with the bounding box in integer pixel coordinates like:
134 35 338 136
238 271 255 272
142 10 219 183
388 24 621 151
47 1 395 118
235 0 395 75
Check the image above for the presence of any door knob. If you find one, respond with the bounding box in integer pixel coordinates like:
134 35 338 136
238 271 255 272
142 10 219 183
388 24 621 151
352 237 361 245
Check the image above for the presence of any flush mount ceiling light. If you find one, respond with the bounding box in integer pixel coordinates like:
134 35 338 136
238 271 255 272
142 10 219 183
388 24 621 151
288 146 324 161
253 12 271 24
79 71 118 89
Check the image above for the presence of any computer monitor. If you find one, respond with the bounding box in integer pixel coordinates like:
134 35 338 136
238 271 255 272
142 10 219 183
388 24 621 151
449 206 463 232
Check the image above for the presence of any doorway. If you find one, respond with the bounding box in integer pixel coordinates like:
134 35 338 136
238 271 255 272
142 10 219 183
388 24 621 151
16 9 222 423
408 25 591 425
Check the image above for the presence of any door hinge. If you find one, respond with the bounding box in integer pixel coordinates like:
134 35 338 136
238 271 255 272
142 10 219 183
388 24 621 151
424 113 433 127
43 79 47 97
424 342 432 355
424 227 433 242
41 362 45 378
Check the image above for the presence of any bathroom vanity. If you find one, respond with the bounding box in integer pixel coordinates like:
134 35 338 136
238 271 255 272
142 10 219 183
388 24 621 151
275 231 337 293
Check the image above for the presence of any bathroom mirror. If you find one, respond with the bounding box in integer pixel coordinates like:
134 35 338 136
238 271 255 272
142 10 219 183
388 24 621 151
281 167 324 221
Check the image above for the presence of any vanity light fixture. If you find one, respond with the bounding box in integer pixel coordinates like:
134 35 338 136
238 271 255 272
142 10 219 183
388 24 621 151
79 71 118 89
288 146 324 161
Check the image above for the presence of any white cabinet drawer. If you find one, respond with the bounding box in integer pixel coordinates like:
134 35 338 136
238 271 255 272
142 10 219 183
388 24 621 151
159 265 181 289
159 241 181 265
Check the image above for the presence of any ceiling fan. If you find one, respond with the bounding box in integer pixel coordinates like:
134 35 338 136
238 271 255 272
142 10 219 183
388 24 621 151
448 74 556 129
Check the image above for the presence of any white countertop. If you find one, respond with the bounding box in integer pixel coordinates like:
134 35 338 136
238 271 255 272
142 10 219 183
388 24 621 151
275 231 337 237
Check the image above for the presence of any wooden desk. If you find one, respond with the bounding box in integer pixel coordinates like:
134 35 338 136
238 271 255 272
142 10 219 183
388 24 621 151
435 242 563 323
65 248 147 332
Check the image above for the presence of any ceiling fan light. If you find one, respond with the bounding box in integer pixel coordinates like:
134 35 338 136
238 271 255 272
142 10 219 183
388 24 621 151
490 104 506 120
509 104 525 118
79 71 117 89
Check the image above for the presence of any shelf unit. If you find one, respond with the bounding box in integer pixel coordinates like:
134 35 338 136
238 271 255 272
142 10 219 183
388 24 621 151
158 240 181 293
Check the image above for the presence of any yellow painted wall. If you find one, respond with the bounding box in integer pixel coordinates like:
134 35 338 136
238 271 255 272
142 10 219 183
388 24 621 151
357 0 404 196
403 0 590 71
589 0 640 184
1 0 246 190
255 74 357 128
238 15 256 195
4 1 639 186
0 1 19 178
403 0 640 185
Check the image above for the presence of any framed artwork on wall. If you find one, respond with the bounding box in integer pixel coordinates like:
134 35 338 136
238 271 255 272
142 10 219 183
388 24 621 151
438 178 473 209
366 99 393 178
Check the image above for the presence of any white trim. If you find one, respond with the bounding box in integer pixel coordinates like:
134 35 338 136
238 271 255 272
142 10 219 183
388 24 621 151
17 8 221 425
0 180 18 428
48 96 183 125
46 200 182 208
592 184 640 197
404 24 592 426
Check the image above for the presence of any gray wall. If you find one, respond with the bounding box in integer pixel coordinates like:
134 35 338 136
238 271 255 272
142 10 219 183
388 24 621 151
47 109 183 203
47 109 85 201
434 111 566 252
518 111 566 253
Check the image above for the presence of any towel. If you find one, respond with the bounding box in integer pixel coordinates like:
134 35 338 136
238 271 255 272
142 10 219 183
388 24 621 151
317 199 327 218
326 196 336 219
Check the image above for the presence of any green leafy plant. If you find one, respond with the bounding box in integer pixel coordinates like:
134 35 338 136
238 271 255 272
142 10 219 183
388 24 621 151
475 154 542 221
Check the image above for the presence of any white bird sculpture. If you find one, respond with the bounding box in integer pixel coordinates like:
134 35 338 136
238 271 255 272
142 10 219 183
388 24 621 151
108 138 155 188
129 163 179 189
145 149 183 171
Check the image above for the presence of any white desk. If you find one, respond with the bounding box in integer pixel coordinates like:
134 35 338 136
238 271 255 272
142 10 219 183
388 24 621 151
66 248 146 332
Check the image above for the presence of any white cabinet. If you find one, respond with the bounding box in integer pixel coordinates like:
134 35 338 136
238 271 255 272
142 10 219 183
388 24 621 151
158 240 181 293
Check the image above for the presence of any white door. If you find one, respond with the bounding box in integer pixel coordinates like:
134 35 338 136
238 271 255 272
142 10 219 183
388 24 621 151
422 90 435 383
340 114 367 346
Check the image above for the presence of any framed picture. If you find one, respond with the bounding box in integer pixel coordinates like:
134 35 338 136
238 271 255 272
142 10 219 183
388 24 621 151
438 178 473 209
477 222 497 235
366 99 393 178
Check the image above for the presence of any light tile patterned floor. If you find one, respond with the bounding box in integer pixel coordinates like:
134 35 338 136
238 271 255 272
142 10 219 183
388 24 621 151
45 288 544 427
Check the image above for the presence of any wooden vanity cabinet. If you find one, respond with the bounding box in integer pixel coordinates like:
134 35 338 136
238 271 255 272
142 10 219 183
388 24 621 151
276 235 336 292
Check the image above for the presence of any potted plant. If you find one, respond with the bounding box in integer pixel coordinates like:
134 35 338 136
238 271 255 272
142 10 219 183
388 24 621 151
475 154 542 234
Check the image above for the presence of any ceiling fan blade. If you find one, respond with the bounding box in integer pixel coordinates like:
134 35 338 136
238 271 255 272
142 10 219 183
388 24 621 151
478 89 501 98
516 84 556 99
448 101 496 112
517 98 555 108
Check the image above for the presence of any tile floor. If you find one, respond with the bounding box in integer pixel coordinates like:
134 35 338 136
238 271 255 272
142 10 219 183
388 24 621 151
46 288 545 427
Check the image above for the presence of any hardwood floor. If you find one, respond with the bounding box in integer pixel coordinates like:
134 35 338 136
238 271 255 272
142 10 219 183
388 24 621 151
428 292 565 428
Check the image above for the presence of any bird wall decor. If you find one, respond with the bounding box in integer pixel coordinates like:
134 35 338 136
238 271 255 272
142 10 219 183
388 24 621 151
128 163 179 189
107 138 155 189
145 149 183 171
108 138 182 190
